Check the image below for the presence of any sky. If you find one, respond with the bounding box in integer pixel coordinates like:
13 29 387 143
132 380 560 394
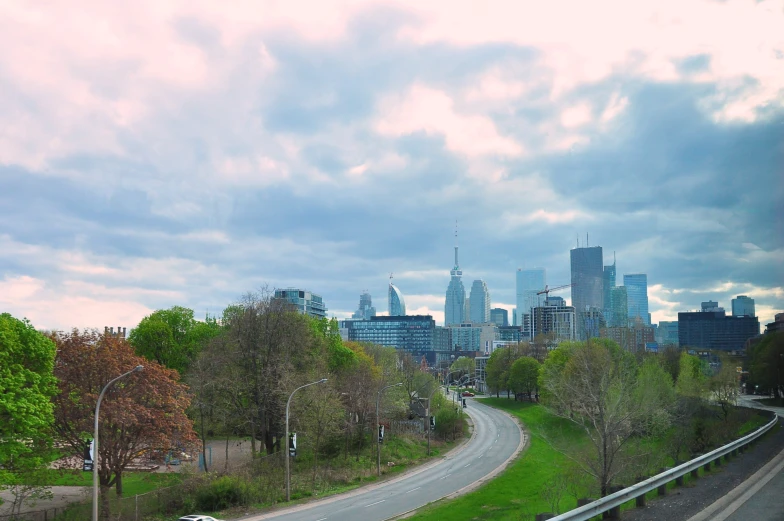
1 0 783 332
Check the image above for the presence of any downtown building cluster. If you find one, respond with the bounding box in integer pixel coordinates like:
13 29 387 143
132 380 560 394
276 241 771 366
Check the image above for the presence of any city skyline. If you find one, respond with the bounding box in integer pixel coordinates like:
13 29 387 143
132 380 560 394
1 1 782 331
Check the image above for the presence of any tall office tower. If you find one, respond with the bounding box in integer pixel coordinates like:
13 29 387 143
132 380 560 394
603 259 616 326
490 308 509 327
516 268 546 334
352 291 376 320
624 274 650 325
610 286 628 327
388 282 406 316
571 246 603 339
732 295 755 317
445 241 466 325
469 280 491 323
570 246 604 312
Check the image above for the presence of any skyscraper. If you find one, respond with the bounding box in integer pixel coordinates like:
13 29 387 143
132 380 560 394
274 288 327 319
352 291 376 320
610 286 628 327
469 280 491 323
570 246 604 312
445 241 466 326
732 295 755 317
603 259 616 326
388 282 406 316
571 246 603 339
516 268 546 334
624 274 649 325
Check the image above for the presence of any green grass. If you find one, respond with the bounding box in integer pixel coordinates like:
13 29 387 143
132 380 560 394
12 468 184 496
407 398 590 521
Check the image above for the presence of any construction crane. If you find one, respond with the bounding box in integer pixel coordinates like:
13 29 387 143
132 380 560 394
536 283 575 298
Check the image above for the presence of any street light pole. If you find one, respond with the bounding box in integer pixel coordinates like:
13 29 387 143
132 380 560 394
93 365 143 521
285 378 327 501
376 382 402 476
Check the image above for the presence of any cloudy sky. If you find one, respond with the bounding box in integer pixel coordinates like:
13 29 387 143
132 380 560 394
1 0 783 332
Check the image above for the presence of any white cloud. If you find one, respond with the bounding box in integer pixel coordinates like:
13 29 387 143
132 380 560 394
375 84 524 157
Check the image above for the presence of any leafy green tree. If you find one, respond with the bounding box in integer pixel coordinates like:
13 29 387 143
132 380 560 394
450 356 475 382
128 306 221 373
675 352 707 398
508 356 540 400
748 332 784 398
0 313 58 481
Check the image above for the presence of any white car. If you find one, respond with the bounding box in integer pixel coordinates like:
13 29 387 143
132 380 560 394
178 516 223 521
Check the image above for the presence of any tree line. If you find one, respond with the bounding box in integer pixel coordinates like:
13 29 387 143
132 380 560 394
1 290 462 519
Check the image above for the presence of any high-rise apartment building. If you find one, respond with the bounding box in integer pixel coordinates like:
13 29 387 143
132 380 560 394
445 243 466 326
388 283 406 316
516 268 546 335
352 291 376 320
624 274 650 326
732 295 755 317
274 288 327 319
469 280 491 323
490 308 509 327
532 300 575 344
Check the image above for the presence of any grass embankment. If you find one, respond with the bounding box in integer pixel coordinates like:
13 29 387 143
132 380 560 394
407 399 772 521
408 399 589 521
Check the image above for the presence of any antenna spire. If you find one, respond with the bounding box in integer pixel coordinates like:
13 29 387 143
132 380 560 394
454 220 459 269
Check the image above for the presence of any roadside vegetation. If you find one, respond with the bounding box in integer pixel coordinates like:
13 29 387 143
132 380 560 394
0 292 469 520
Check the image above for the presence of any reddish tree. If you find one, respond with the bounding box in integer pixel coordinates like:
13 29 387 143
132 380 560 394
51 329 196 519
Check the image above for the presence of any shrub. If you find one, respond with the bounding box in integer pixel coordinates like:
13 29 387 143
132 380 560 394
195 475 250 511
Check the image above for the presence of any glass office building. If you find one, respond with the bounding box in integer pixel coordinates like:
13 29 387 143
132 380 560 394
624 274 650 326
274 288 327 319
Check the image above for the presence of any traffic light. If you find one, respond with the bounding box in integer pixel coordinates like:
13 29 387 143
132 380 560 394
378 425 385 443
429 415 435 431
289 432 297 457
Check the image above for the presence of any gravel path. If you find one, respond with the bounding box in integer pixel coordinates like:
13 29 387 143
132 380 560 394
622 415 784 521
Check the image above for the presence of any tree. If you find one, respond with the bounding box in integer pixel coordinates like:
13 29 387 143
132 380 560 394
0 314 58 480
710 355 740 420
540 339 675 496
450 356 475 383
201 290 324 456
51 329 196 520
128 306 221 374
508 356 540 401
748 332 784 398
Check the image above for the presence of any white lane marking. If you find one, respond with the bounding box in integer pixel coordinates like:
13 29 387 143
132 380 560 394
439 474 452 480
315 518 327 521
364 500 386 508
405 487 421 493
464 463 471 467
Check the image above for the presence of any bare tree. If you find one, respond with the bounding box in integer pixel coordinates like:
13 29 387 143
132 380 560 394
540 339 675 496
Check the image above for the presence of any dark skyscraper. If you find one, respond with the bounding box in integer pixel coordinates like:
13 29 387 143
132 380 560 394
570 246 604 312
571 245 604 340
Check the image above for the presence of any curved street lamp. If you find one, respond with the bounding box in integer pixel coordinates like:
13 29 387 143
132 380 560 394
93 365 143 521
285 378 328 501
376 382 403 476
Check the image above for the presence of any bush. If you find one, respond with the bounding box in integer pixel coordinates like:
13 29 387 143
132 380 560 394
195 475 250 511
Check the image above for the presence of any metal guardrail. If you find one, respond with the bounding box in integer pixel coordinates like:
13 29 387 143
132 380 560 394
547 410 779 521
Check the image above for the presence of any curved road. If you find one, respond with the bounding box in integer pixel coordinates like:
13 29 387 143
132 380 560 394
241 397 524 521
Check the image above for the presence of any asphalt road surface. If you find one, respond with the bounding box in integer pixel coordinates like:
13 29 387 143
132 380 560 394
239 397 525 521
